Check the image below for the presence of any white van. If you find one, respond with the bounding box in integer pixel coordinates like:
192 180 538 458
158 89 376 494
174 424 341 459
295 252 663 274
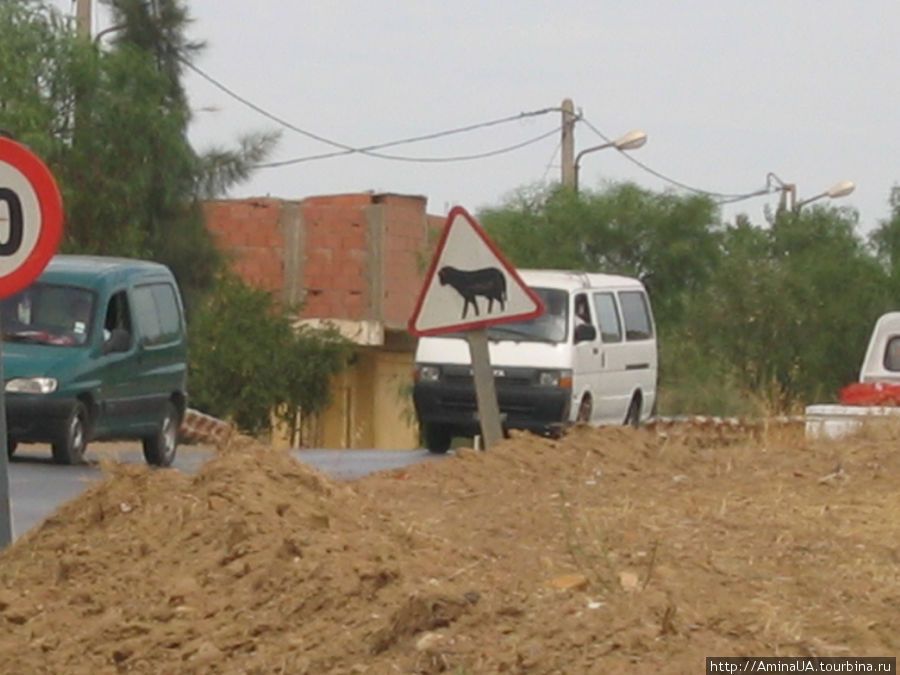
412 269 658 453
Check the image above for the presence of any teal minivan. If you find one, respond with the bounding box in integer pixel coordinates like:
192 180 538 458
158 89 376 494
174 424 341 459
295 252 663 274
1 255 188 466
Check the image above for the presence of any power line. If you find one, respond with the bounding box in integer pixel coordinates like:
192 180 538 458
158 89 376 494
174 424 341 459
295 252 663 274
540 137 563 183
181 55 561 165
580 117 772 204
256 127 561 167
182 56 778 200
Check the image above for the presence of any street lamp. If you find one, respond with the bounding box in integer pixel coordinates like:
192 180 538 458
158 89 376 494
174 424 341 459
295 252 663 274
795 180 855 211
767 173 855 212
573 130 647 192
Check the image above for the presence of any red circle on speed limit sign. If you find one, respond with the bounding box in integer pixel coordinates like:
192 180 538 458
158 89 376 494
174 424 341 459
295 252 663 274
0 137 63 298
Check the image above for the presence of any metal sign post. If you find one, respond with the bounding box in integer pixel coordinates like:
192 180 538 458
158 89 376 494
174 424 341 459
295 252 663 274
465 329 504 450
0 314 10 546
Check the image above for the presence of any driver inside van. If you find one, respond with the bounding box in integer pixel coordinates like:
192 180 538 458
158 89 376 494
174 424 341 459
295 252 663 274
574 294 591 327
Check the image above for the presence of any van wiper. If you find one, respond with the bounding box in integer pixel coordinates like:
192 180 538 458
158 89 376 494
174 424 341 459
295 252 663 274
488 326 556 343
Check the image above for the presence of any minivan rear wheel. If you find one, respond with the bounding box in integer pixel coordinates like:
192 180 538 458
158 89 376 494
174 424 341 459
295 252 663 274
143 401 179 467
52 402 89 465
424 423 453 454
624 396 641 428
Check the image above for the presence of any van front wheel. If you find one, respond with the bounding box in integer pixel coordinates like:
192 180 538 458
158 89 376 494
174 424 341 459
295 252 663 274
424 423 453 454
143 401 179 467
52 402 89 465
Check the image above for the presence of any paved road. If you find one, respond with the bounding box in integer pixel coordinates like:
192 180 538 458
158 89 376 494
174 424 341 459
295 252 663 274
6 442 443 540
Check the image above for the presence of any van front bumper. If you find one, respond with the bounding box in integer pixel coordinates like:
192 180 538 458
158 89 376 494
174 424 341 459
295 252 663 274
5 395 76 443
413 379 571 436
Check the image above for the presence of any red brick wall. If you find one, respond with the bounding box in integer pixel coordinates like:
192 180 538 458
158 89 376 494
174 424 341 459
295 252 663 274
299 195 371 321
204 193 443 327
378 194 435 327
203 199 285 293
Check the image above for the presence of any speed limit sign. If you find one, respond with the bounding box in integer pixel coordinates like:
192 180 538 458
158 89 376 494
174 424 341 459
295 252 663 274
0 137 63 298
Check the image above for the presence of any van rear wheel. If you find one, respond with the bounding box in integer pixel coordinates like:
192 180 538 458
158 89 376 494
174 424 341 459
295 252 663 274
624 396 641 428
52 402 89 465
424 423 453 454
143 401 179 467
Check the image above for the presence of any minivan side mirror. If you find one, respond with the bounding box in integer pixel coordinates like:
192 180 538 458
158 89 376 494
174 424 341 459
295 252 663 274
573 323 597 344
103 328 131 354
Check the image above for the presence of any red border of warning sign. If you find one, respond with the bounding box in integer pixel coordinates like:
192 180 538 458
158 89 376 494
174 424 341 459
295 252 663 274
408 206 545 337
0 138 63 298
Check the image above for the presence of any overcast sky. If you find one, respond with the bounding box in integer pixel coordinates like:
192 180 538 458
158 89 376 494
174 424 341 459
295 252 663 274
68 1 900 233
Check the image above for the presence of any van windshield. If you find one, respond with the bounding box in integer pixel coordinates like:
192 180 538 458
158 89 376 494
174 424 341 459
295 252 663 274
441 287 568 343
0 283 95 347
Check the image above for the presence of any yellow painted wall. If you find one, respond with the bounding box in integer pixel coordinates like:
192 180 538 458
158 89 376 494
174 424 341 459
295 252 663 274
373 351 419 449
295 348 418 450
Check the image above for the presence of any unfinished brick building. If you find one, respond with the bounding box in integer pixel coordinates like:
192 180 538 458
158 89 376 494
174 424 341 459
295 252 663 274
204 192 442 449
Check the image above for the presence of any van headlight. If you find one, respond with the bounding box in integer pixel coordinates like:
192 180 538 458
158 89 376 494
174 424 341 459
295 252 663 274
538 370 572 389
416 365 441 382
5 377 58 394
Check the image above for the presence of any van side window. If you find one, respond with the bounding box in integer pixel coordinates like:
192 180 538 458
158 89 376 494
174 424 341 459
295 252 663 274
105 291 133 338
592 292 622 343
133 283 181 346
618 291 654 341
884 337 900 371
573 293 593 327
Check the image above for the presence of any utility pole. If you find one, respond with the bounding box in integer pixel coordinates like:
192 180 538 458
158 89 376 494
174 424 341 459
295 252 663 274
560 98 576 188
76 0 92 39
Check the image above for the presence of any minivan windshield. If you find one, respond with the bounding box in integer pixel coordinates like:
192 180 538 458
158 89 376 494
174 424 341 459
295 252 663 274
485 287 569 343
0 283 95 347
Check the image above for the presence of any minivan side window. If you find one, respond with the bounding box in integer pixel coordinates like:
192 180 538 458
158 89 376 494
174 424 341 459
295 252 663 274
132 283 181 346
592 292 622 343
105 291 133 344
151 284 181 341
573 293 593 327
618 291 654 341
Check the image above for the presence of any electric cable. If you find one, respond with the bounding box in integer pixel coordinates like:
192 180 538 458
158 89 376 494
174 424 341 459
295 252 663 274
181 55 561 164
580 118 773 204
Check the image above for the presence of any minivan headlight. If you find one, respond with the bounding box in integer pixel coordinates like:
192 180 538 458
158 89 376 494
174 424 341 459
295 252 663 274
5 377 58 394
538 370 572 389
417 365 441 382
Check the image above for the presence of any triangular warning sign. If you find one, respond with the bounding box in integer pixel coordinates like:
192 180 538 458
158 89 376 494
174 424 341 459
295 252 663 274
408 206 544 337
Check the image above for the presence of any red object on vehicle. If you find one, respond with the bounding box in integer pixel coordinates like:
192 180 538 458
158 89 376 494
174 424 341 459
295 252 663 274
839 381 900 406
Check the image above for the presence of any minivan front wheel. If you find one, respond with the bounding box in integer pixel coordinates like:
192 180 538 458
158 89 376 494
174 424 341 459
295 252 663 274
143 401 179 467
52 402 89 465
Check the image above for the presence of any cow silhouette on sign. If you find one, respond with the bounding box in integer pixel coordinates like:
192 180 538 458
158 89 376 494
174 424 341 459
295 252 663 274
438 266 507 319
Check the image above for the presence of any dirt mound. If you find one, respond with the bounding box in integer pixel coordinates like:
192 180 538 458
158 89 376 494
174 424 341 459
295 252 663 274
0 425 897 673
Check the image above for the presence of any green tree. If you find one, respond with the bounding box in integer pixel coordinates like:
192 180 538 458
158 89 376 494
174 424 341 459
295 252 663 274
188 274 351 436
869 185 900 300
477 181 894 415
684 206 891 408
479 182 721 327
0 0 278 304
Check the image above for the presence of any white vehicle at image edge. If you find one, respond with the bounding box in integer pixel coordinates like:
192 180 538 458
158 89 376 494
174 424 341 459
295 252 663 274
413 269 658 453
806 311 900 439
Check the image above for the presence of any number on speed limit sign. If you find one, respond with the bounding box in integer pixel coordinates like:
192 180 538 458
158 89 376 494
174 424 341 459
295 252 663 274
0 137 63 298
